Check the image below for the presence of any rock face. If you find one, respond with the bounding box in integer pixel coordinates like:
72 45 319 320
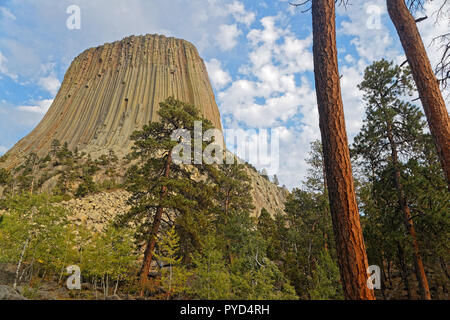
0 285 27 300
3 34 222 167
63 190 131 232
59 168 288 230
247 168 289 217
1 34 288 217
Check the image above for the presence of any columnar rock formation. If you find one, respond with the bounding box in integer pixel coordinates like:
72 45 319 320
3 34 222 167
1 34 288 217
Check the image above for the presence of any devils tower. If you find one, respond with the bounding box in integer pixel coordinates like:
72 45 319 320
3 34 222 168
0 34 287 217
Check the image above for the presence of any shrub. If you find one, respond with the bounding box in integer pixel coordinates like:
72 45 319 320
75 176 97 198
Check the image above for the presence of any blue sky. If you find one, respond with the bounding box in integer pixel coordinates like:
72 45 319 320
0 0 448 189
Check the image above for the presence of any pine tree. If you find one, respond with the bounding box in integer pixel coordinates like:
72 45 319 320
310 249 343 300
0 168 11 186
386 0 450 188
154 226 191 299
263 140 341 299
353 59 432 299
273 175 279 185
190 236 232 300
206 162 255 264
257 208 278 259
117 97 215 294
261 168 269 180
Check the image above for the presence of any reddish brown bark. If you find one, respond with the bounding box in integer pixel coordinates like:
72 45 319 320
311 0 375 300
387 0 450 189
139 151 172 294
386 122 431 300
397 242 412 300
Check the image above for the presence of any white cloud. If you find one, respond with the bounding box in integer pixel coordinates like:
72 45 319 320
0 0 256 82
218 15 314 129
18 99 53 115
0 51 7 74
213 15 318 188
38 74 61 96
0 51 18 80
340 63 366 138
227 1 256 26
339 1 399 63
0 7 16 20
248 16 285 47
418 2 449 63
278 35 314 73
337 0 450 141
216 24 242 51
205 59 232 90
3 0 444 189
0 146 7 155
336 1 401 141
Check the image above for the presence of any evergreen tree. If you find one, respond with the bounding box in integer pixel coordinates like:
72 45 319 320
154 226 191 299
0 168 11 186
75 175 97 198
273 174 279 185
190 236 233 300
386 0 450 188
353 59 433 299
310 249 343 300
259 141 341 299
117 97 215 293
257 208 279 259
260 168 269 180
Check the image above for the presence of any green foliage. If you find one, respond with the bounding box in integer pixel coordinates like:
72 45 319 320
119 98 296 299
230 258 298 300
0 193 76 276
258 208 280 261
80 225 138 285
353 59 425 175
310 250 343 300
118 97 216 250
75 175 97 198
0 193 139 296
0 154 8 163
5 136 121 198
0 168 12 186
97 178 120 191
154 226 192 299
189 233 297 300
304 140 326 193
189 238 233 299
97 150 119 177
352 59 450 299
276 189 337 298
207 162 255 220
81 155 101 176
273 174 279 185
256 140 341 299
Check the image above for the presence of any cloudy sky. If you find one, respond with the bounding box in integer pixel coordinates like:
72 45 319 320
0 0 448 189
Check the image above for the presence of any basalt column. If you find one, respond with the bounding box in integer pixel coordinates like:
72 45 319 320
3 34 222 168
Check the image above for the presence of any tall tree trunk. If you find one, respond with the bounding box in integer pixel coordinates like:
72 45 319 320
379 255 388 300
387 0 450 189
139 151 173 295
386 123 431 299
311 0 375 300
397 242 412 300
321 151 329 252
